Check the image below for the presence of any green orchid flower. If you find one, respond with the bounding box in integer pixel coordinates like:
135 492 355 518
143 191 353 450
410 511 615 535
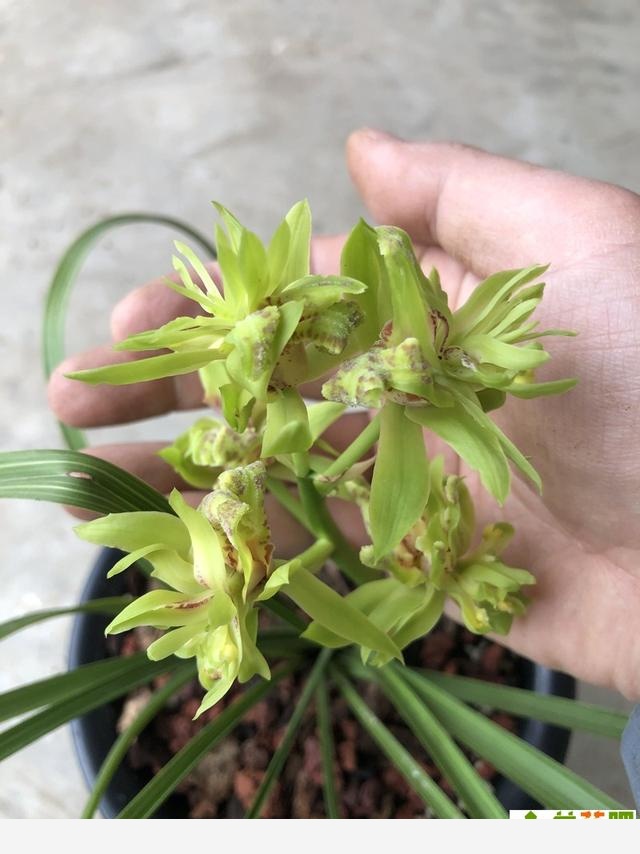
363 459 534 636
67 202 367 450
158 416 262 490
59 203 573 686
325 224 575 409
322 222 576 558
159 401 348 488
74 462 288 717
308 457 534 652
75 459 404 714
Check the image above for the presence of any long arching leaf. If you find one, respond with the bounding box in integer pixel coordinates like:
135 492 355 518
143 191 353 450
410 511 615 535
82 665 195 818
0 450 170 513
372 664 507 818
333 668 464 819
0 654 172 761
419 670 627 739
0 653 155 724
0 597 130 641
345 656 504 817
402 668 624 809
315 674 340 818
42 213 217 450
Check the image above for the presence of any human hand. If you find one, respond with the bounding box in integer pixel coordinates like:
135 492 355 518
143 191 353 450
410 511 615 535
341 129 640 699
49 129 640 698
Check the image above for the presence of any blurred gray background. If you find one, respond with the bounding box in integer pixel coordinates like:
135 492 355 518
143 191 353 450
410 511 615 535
0 0 637 817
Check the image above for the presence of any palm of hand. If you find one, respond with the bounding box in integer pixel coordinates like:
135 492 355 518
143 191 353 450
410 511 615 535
420 240 640 698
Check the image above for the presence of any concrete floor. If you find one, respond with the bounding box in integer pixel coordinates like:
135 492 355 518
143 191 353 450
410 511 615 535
1 0 638 817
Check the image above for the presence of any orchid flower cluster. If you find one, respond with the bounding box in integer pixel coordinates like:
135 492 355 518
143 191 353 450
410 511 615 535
70 201 575 717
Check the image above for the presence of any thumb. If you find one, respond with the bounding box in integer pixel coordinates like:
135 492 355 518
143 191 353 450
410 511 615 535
345 127 640 275
346 128 449 245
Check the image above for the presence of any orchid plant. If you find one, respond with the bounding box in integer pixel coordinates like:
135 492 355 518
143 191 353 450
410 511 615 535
0 202 629 818
66 200 573 715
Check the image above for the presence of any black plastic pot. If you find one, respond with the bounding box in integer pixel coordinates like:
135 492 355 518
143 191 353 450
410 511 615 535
70 548 576 818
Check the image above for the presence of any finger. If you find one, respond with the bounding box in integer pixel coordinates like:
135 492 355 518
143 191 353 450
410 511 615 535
48 347 204 427
346 128 640 275
84 442 193 492
310 234 345 275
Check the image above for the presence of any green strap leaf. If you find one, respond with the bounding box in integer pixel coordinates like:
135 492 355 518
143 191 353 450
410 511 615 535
118 661 298 819
0 652 154 724
315 674 340 818
333 668 464 819
407 401 510 504
82 665 195 818
0 450 170 513
246 649 332 818
43 213 216 451
370 663 508 818
418 670 627 740
370 403 430 562
285 568 402 663
0 597 130 642
0 655 172 761
403 668 624 809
